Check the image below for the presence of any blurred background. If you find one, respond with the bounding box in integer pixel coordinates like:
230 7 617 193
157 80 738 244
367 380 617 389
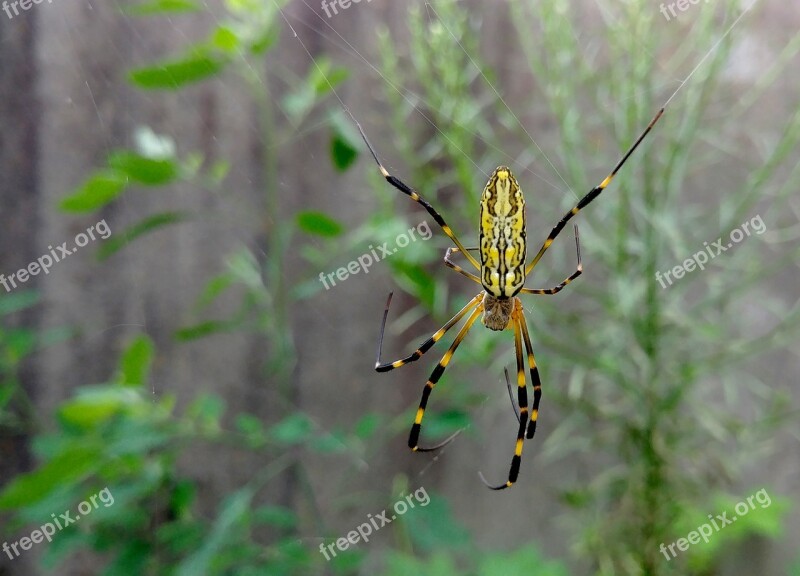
1 0 799 574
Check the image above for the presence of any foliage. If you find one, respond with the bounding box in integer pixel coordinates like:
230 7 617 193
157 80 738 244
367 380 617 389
373 0 800 575
2 0 798 575
0 0 556 574
0 338 564 574
0 337 315 574
0 291 70 435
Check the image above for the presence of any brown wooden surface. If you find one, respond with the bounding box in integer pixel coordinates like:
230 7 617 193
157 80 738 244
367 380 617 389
1 1 798 574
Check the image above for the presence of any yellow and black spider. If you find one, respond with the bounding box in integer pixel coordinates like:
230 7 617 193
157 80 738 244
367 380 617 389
356 106 664 490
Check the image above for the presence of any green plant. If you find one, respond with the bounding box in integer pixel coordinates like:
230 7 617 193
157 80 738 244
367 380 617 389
0 336 337 574
1 0 359 573
508 1 799 574
3 1 798 574
367 1 799 574
0 291 70 436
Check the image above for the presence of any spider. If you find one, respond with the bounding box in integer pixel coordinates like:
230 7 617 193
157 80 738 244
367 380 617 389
356 106 664 490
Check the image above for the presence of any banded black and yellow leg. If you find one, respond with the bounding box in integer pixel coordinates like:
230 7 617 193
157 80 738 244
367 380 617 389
409 303 483 452
480 309 529 490
375 292 484 372
354 121 481 271
525 108 665 276
444 247 482 285
519 225 582 295
518 309 543 441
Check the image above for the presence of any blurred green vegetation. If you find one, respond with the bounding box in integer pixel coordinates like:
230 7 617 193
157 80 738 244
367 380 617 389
2 0 800 575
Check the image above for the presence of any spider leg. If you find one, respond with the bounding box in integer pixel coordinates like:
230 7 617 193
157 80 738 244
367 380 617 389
480 300 545 489
375 292 483 372
409 303 483 452
525 108 664 277
355 121 481 270
504 367 521 421
480 306 529 490
519 225 582 295
518 307 543 441
444 247 482 284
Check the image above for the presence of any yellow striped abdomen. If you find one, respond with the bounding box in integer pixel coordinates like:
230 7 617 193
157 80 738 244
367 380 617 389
479 166 526 299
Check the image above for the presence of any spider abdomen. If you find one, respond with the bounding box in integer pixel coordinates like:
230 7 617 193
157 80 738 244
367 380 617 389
479 166 527 298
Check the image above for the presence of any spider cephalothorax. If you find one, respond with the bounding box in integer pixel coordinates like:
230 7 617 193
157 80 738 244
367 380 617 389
481 293 516 331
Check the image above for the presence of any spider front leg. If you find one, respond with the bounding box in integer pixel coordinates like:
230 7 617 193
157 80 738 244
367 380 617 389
354 121 480 270
525 107 664 276
444 247 482 284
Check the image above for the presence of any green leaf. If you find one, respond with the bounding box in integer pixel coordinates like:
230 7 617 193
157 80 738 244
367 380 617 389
282 90 316 125
187 394 225 427
253 505 296 529
311 60 349 95
174 320 236 341
100 541 151 576
0 290 40 315
58 386 144 428
389 260 436 310
108 151 178 185
60 171 128 213
330 132 358 172
401 495 471 554
422 409 469 440
384 551 459 576
41 526 92 570
329 108 362 161
478 546 569 576
194 274 235 310
235 413 264 433
282 58 349 123
4 328 36 363
296 211 344 237
129 51 225 89
235 413 267 447
292 277 325 301
208 160 230 183
269 413 313 445
212 26 240 52
97 212 189 261
354 413 379 439
309 429 348 453
0 444 102 509
249 25 279 55
170 481 196 516
125 0 200 15
176 487 254 576
118 335 155 388
225 248 264 290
